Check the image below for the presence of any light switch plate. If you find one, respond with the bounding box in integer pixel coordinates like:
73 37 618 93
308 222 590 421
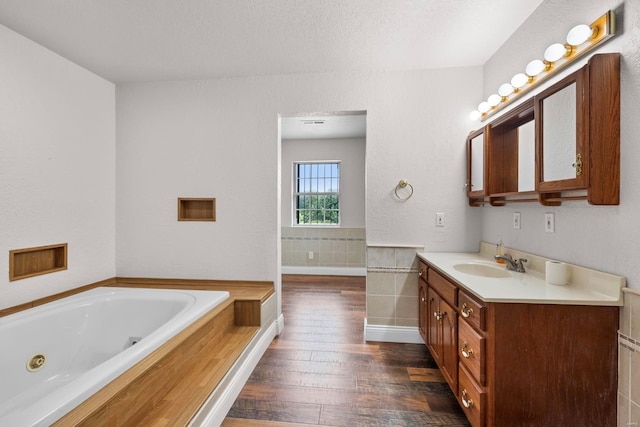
513 212 521 230
436 213 445 227
545 213 555 233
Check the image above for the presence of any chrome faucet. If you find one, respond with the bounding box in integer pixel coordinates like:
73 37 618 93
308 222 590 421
494 253 527 273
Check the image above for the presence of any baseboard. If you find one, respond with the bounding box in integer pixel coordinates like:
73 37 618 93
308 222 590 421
281 266 366 276
190 321 277 427
364 320 423 344
276 313 285 335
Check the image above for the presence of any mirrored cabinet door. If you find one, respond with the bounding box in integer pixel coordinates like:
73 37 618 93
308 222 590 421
466 126 488 201
517 120 535 192
535 68 588 192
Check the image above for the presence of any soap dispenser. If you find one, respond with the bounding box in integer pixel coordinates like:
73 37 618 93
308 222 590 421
495 237 505 264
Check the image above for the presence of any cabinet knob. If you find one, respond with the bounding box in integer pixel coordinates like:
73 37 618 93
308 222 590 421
418 269 424 277
461 342 474 358
433 311 442 321
461 303 474 318
421 297 425 302
461 389 474 408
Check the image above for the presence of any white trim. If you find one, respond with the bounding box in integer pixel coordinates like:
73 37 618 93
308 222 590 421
281 266 366 276
364 320 423 344
189 321 277 427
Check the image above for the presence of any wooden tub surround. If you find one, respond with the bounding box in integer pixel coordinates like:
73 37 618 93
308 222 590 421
0 277 274 426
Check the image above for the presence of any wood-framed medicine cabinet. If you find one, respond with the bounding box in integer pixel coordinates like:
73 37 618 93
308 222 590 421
467 52 620 206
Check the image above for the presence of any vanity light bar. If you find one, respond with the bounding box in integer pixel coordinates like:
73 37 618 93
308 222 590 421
470 10 616 122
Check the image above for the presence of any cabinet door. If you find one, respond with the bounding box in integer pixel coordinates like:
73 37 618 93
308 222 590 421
418 281 428 343
466 126 489 203
440 298 458 394
535 67 588 193
426 287 441 364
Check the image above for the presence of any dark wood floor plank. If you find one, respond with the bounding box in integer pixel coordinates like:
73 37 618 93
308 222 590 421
226 399 322 424
224 276 469 426
223 419 332 427
319 404 470 427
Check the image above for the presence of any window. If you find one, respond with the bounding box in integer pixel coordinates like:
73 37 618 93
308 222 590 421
294 162 340 225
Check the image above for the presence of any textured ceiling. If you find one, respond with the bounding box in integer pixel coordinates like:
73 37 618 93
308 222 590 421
0 0 544 83
281 113 367 140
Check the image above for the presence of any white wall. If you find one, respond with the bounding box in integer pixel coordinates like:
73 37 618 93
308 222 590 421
480 0 640 290
0 25 116 309
116 68 483 282
281 137 365 228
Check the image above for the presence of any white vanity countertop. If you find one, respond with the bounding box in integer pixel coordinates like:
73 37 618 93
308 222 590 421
417 247 624 306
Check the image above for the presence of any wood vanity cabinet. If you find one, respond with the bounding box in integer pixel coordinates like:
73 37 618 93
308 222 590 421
419 262 458 394
417 260 619 427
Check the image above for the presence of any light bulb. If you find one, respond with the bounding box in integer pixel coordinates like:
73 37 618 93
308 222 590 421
511 73 529 89
488 94 502 107
498 83 514 97
525 59 547 77
567 24 595 46
544 43 570 62
469 110 481 120
478 102 491 114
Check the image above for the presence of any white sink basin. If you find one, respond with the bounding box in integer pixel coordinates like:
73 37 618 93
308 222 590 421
453 262 511 278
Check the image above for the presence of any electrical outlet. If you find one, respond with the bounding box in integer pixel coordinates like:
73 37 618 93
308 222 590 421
513 212 521 230
436 213 445 227
545 213 555 233
308 251 314 259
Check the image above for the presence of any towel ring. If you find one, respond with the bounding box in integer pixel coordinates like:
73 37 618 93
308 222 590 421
394 179 414 201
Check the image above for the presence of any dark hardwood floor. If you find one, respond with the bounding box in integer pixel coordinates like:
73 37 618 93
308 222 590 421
222 275 469 427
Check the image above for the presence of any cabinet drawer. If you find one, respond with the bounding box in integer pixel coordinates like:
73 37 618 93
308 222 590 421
458 318 485 385
427 268 457 306
458 364 486 427
459 290 485 331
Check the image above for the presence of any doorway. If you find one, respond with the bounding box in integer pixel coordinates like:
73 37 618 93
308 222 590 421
278 111 367 277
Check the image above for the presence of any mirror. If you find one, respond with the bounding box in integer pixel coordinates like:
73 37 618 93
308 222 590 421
470 133 485 193
517 121 535 192
542 82 577 181
536 68 587 192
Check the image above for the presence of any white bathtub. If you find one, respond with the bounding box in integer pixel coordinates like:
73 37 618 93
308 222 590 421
0 286 230 426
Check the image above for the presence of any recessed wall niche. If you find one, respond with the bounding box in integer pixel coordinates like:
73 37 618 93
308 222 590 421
178 198 216 221
9 243 68 281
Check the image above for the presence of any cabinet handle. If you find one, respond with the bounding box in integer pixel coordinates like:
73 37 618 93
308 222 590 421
418 269 424 277
461 389 474 408
572 153 583 176
421 297 425 302
461 303 474 318
433 311 442 321
461 342 474 358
